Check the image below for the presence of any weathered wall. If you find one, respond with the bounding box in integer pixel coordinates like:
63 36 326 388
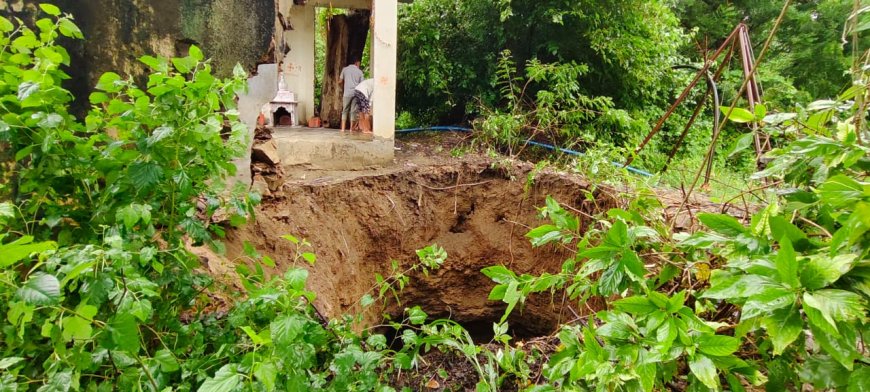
282 3 315 123
1 0 275 111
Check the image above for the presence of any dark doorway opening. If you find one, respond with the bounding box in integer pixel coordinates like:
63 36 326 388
273 107 293 126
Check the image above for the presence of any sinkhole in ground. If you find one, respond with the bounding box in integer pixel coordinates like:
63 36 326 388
226 159 616 341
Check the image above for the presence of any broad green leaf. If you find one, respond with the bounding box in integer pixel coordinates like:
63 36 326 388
108 313 140 353
655 318 678 354
800 254 857 290
697 334 740 357
39 3 61 15
800 355 850 390
769 216 809 250
0 236 57 268
17 82 39 101
61 315 91 342
139 55 165 71
0 16 13 32
754 103 767 119
146 126 173 146
761 306 803 355
171 56 196 74
526 224 564 247
96 72 122 92
751 203 779 237
37 113 63 129
270 314 304 346
604 220 630 248
501 280 521 321
668 290 687 312
620 250 646 280
697 213 747 236
637 362 656 392
254 361 278 391
482 265 517 284
285 268 308 291
742 287 796 321
763 112 797 125
60 302 96 342
689 354 719 389
128 161 163 190
487 283 507 301
702 271 776 300
727 133 755 159
89 92 109 104
807 99 838 111
17 272 60 305
726 374 747 392
721 106 756 123
0 357 24 370
807 321 860 371
198 364 243 392
613 296 657 315
804 290 866 325
58 18 83 38
817 175 865 208
848 366 870 392
189 45 204 61
775 237 799 287
154 349 179 372
408 306 428 325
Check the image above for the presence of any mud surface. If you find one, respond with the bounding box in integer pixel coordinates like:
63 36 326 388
229 151 618 339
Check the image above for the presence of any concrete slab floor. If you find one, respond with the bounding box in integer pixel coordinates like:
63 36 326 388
271 126 395 170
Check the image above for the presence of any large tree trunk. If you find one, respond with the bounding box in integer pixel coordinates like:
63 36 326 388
320 11 370 128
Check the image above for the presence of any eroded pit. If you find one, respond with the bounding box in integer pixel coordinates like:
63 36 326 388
226 159 617 340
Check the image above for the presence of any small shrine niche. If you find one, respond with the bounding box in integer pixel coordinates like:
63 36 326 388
261 73 299 127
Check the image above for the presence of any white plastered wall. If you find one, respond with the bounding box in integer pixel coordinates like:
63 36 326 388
282 2 316 123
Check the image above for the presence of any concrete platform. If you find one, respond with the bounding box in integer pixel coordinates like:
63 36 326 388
272 126 395 170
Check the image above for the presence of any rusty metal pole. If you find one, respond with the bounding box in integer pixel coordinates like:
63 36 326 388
624 24 742 168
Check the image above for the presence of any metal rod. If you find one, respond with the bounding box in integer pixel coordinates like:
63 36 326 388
624 24 742 167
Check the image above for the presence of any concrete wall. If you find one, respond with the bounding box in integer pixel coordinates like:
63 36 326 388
1 0 276 111
282 3 316 123
232 63 279 187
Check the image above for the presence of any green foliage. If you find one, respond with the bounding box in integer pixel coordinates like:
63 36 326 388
674 0 857 100
478 51 620 153
479 52 870 388
398 0 686 127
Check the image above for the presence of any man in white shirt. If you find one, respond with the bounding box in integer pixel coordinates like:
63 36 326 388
339 58 364 132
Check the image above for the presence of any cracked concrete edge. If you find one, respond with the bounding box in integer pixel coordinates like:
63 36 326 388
230 63 279 189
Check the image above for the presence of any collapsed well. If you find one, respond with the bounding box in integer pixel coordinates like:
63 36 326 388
226 159 617 340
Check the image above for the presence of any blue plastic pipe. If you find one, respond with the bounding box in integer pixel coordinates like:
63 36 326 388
395 126 654 177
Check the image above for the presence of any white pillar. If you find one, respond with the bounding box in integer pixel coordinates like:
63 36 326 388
371 0 397 141
284 5 316 124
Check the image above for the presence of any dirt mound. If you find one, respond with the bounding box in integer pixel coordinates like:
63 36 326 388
226 157 618 339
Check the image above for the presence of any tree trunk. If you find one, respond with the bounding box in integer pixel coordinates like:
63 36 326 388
320 11 370 128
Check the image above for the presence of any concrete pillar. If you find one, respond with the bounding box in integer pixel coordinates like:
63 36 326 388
284 5 316 124
371 0 397 141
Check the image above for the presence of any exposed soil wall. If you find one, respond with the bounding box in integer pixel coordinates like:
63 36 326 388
226 159 618 338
